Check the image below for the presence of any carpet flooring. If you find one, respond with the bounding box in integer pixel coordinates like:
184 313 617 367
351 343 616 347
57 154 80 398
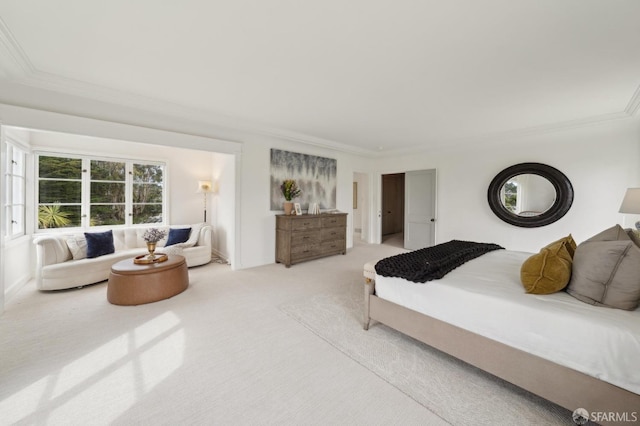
280 283 573 426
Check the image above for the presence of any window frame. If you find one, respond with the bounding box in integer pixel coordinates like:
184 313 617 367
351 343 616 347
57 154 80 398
4 140 28 240
35 152 166 232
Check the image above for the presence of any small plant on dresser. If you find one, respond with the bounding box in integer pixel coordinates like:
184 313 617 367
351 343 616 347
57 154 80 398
280 179 302 215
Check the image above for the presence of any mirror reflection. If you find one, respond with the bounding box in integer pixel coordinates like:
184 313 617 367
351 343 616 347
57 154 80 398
500 174 556 217
488 162 573 228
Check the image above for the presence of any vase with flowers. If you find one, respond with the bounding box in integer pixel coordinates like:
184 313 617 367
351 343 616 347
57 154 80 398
143 228 167 260
280 179 302 215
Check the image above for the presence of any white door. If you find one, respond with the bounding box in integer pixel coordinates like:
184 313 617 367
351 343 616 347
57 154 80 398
404 169 436 250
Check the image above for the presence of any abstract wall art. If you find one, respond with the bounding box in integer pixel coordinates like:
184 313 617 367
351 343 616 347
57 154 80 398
270 149 337 211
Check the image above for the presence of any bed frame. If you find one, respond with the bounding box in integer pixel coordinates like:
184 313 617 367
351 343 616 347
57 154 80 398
363 277 640 426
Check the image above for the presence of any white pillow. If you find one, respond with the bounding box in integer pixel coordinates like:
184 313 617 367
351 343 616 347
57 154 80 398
182 223 203 248
162 245 185 256
66 235 88 260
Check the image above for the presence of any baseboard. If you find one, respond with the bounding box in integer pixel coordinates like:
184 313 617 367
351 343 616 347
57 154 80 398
211 248 229 264
5 275 31 303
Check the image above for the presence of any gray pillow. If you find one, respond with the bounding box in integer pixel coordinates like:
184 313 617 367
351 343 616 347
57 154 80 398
566 224 640 310
625 228 640 248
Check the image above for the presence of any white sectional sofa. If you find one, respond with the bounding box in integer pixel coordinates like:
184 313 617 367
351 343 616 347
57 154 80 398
33 224 212 290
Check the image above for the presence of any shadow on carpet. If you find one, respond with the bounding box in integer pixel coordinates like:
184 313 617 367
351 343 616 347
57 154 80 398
280 286 583 426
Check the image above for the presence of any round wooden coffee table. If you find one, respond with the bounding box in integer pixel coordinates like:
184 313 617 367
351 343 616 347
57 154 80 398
107 255 189 305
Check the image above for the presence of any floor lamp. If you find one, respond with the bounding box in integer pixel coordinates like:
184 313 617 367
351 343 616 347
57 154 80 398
197 180 213 223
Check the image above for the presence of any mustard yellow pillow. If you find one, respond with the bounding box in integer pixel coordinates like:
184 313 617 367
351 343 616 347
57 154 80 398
520 235 576 294
562 234 577 257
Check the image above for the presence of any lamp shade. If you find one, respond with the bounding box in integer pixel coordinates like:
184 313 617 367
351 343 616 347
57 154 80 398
197 180 213 193
619 188 640 214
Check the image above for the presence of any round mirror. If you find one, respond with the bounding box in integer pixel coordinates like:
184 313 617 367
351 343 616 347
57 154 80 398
488 163 573 227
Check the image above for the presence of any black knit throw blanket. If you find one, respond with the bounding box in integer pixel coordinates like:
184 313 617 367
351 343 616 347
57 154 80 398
375 240 504 283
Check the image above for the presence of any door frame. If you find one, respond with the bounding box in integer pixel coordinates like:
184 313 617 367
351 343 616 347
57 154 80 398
374 168 437 247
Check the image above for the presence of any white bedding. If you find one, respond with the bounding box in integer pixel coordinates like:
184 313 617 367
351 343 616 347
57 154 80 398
374 249 640 394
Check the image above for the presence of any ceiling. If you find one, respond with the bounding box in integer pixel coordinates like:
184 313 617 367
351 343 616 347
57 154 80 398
0 0 639 155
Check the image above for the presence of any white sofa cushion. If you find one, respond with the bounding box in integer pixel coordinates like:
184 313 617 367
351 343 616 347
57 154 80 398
41 248 143 280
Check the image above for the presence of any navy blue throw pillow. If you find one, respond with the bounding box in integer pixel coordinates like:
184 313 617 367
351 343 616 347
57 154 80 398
85 230 115 258
165 227 191 247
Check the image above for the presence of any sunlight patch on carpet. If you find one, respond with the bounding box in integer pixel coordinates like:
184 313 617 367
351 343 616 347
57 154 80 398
0 311 185 425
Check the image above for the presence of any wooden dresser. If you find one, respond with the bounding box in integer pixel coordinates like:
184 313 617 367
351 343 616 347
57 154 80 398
276 213 347 267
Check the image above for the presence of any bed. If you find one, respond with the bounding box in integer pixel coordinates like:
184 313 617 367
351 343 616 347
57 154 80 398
363 249 640 425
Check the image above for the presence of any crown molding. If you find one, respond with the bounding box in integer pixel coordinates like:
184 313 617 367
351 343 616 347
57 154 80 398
0 16 34 78
374 111 636 158
625 84 640 116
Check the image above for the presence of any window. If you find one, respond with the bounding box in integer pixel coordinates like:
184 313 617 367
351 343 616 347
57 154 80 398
37 154 165 230
90 159 126 226
132 163 164 224
4 143 27 238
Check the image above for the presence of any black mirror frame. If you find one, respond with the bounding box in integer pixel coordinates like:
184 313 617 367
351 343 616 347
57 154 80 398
487 162 574 228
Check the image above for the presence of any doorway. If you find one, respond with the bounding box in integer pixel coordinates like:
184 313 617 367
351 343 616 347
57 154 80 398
380 169 436 250
381 173 405 247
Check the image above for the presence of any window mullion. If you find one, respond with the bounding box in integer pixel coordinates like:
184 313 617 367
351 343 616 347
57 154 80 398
125 162 133 226
82 158 90 228
5 143 27 239
5 145 13 237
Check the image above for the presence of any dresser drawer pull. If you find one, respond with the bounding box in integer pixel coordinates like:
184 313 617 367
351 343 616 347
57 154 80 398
303 222 310 226
302 236 310 239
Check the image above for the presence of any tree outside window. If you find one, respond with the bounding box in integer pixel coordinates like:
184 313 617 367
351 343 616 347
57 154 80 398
37 154 165 229
133 163 164 224
503 180 518 213
90 160 126 226
38 155 82 228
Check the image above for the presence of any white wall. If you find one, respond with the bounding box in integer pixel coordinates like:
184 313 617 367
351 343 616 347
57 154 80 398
211 151 236 261
0 126 6 313
1 127 34 308
371 118 640 252
353 172 369 240
353 173 364 231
